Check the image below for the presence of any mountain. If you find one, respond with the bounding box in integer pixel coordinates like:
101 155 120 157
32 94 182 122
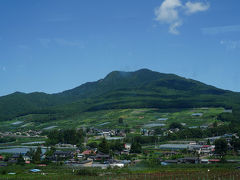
0 69 240 122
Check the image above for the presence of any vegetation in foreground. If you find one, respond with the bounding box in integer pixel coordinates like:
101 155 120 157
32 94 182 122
1 163 240 179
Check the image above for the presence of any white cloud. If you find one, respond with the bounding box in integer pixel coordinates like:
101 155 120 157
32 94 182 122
155 0 210 34
202 25 240 35
155 0 182 34
169 21 182 34
220 40 240 50
185 2 210 14
155 0 182 23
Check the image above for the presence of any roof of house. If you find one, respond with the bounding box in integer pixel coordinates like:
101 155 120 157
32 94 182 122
96 154 110 158
209 159 220 162
179 157 199 161
82 150 95 155
202 145 211 148
54 151 72 155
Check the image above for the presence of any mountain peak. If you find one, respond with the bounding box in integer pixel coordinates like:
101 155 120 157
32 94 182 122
104 70 132 80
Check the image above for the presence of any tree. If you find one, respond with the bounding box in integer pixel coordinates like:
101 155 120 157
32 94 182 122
213 121 218 128
125 128 130 134
130 142 142 153
207 139 211 145
154 127 163 135
110 140 124 152
33 146 42 163
98 138 109 154
45 146 56 158
17 154 25 165
88 142 98 148
26 148 35 159
231 138 240 152
214 138 228 156
169 122 183 129
118 117 124 124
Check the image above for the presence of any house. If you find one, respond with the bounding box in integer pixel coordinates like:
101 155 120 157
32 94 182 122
162 151 178 157
11 154 20 160
124 143 131 150
95 152 110 161
199 145 215 154
82 150 96 156
53 151 73 160
179 157 200 164
208 159 220 163
121 150 130 155
201 159 209 164
23 155 31 161
8 154 20 163
56 144 75 148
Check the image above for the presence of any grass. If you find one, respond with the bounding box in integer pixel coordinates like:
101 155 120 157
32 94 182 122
0 163 240 179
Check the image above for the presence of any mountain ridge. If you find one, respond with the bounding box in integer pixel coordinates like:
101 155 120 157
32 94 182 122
0 68 239 122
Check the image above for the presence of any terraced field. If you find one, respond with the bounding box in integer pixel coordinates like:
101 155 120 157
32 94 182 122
1 107 225 132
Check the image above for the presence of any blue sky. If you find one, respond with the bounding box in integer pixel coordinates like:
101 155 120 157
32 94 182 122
0 0 240 96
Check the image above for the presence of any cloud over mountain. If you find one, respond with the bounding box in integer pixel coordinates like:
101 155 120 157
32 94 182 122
155 0 210 34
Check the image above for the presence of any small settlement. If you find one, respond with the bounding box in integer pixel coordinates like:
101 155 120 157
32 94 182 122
1 108 240 171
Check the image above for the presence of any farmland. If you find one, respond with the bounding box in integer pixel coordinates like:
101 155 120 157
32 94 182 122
0 163 240 179
0 107 225 132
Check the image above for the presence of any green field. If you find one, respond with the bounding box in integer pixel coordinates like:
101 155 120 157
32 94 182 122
1 107 225 132
0 163 240 180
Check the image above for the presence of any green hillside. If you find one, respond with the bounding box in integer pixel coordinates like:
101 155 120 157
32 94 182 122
0 69 240 123
0 107 225 132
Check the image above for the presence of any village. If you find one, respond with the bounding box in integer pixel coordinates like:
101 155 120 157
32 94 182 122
1 107 240 178
1 125 239 172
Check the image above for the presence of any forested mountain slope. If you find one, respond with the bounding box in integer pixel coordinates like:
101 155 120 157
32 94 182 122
0 69 239 122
